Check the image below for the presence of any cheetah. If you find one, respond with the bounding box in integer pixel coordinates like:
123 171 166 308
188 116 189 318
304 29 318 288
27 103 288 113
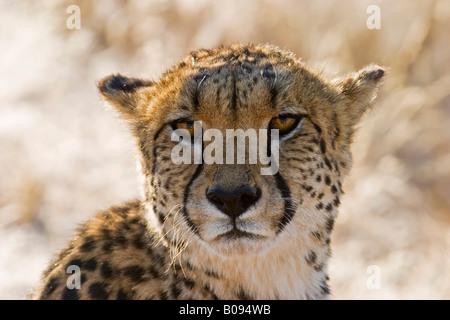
32 43 385 300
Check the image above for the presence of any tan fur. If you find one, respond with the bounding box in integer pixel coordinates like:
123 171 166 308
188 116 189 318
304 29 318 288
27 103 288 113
32 44 385 300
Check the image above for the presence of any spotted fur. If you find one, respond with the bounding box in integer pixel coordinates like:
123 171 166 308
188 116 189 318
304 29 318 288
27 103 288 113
32 44 385 300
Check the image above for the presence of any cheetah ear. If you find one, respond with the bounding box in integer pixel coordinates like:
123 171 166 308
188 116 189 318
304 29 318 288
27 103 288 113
98 74 154 119
333 65 386 124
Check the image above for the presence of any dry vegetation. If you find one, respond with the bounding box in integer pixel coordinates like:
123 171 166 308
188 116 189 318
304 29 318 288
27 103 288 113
0 0 449 299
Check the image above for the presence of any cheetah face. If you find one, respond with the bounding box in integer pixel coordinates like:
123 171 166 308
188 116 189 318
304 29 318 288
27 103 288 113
98 44 384 256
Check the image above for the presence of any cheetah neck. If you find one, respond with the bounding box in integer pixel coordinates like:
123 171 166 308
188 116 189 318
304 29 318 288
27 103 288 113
181 226 331 300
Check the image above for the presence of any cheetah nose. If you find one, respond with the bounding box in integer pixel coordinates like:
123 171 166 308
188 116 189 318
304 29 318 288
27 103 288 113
207 185 261 219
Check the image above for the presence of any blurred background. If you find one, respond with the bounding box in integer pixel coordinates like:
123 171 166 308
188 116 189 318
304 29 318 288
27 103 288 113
1 0 449 299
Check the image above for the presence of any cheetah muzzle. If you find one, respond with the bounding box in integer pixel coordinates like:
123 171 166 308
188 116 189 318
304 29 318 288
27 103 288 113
33 43 385 300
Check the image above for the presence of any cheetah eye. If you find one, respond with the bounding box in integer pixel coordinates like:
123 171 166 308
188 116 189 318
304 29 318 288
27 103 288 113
269 114 302 137
171 120 196 137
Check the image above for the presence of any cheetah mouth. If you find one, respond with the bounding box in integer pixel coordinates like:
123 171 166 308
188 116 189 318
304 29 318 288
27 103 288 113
215 227 265 241
208 226 271 255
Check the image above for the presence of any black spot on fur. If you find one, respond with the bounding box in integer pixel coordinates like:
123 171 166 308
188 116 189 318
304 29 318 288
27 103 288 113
314 264 323 272
116 289 132 300
333 197 341 207
80 237 96 252
183 277 196 290
320 139 326 154
202 283 219 299
324 157 333 170
303 146 315 152
148 266 160 279
325 203 333 212
237 288 252 300
62 287 80 300
123 265 145 283
306 251 317 265
316 202 324 210
325 176 331 186
66 258 83 270
320 281 331 295
114 235 128 247
171 281 182 299
84 258 97 271
160 290 169 300
326 217 335 233
40 276 60 299
120 220 131 232
311 230 322 241
100 227 111 239
132 235 146 250
262 64 276 80
89 282 109 300
332 158 340 172
100 262 113 279
318 193 325 200
316 175 322 183
156 209 165 225
331 185 338 193
204 268 220 279
102 241 113 252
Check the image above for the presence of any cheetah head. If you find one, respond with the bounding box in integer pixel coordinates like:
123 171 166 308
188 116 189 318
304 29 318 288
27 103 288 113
98 44 385 258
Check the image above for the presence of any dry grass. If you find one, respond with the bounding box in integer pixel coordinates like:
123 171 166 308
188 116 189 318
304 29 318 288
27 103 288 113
0 0 449 299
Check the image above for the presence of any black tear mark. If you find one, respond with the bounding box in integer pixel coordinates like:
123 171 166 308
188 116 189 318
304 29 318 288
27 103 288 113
150 125 167 175
275 172 296 233
182 164 204 237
